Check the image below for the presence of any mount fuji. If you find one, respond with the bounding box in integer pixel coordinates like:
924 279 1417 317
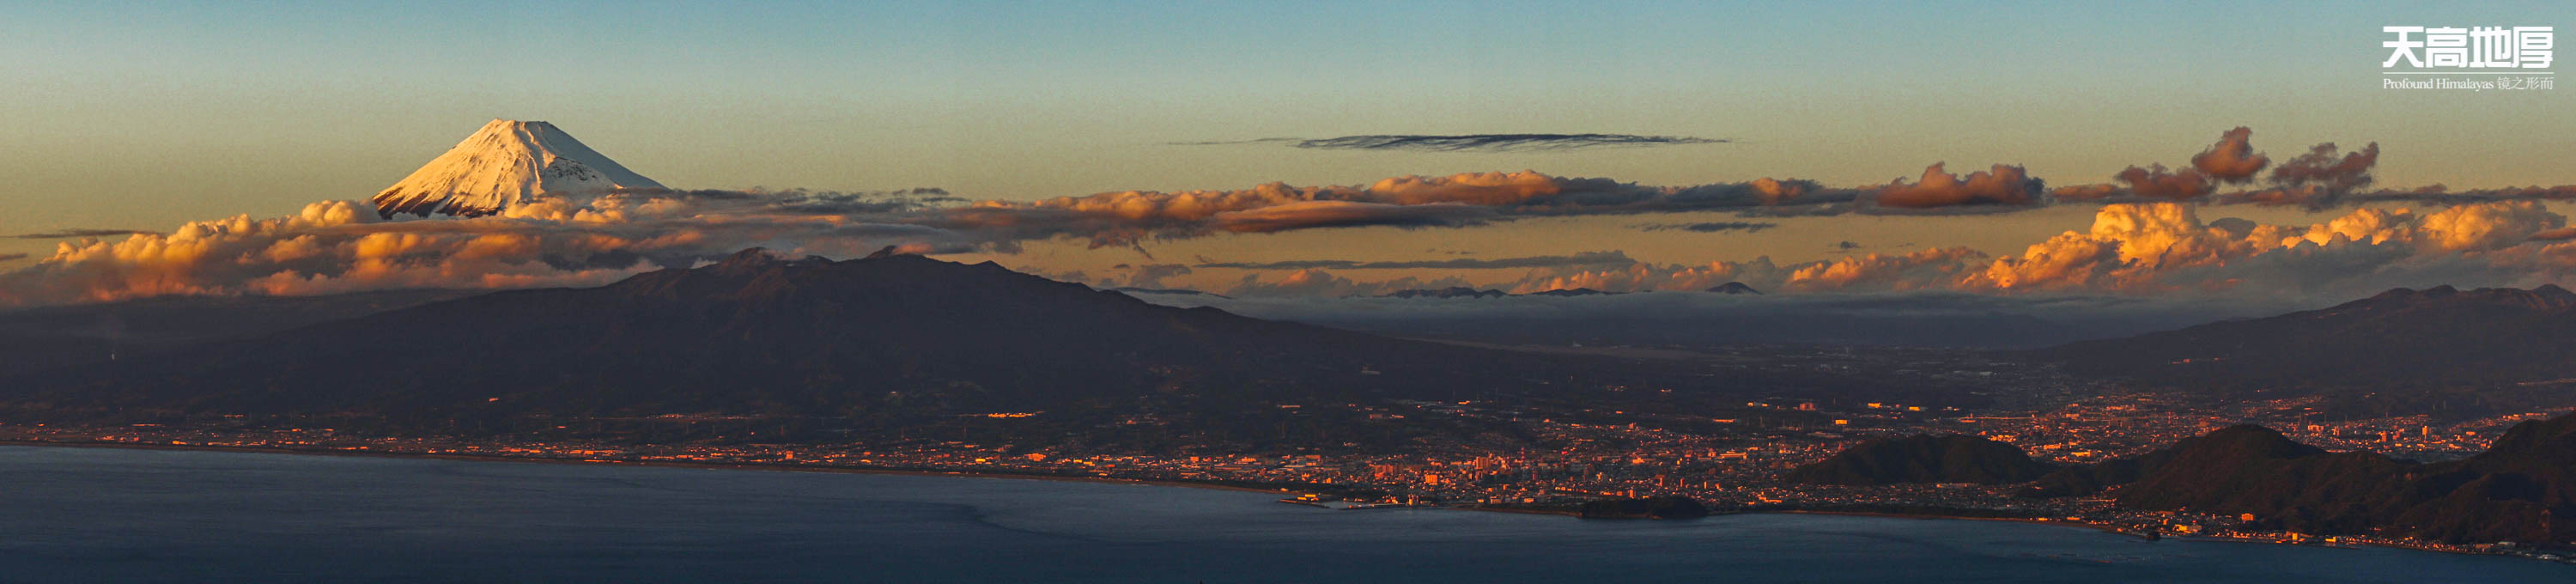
371 119 665 218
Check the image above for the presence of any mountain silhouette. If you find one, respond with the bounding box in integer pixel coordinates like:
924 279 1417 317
2040 285 2576 413
2025 415 2576 545
1705 282 1762 295
3 250 1662 442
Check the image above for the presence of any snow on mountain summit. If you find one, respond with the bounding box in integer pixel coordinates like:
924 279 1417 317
371 119 665 218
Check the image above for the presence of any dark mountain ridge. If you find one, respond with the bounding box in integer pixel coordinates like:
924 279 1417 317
2039 284 2576 417
0 289 475 374
11 251 1523 415
2023 415 2576 545
1706 282 1762 295
2045 285 2576 387
3 249 1766 454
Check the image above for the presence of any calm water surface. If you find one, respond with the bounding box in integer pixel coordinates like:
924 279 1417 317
0 446 2567 583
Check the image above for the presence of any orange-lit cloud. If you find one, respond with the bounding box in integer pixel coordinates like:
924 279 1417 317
2227 142 2380 208
2055 128 2385 207
1963 201 2561 293
2113 164 2214 200
7 126 2576 307
2190 126 2270 181
1870 163 2045 210
0 191 975 307
1196 202 2576 301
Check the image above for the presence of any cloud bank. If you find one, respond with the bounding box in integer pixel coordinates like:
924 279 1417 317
1194 251 1635 271
1183 133 1728 151
12 228 161 240
1383 201 2576 301
1631 222 1778 233
6 126 2575 307
0 189 977 306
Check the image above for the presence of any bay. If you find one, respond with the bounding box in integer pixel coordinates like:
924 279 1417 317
0 446 2565 583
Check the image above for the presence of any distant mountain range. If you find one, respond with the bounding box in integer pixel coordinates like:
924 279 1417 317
3 248 1806 450
2045 285 2576 388
1706 282 1762 295
11 250 1500 414
2039 285 2576 417
0 289 475 374
1372 283 1759 299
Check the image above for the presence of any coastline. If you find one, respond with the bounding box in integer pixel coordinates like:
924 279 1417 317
0 439 1293 496
6 439 2566 566
1765 508 2099 531
1753 508 2495 559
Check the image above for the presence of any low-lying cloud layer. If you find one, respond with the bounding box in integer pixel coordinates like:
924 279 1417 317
1254 201 2574 302
1183 133 1728 151
1631 221 1778 233
6 126 2575 307
0 189 973 306
12 228 161 240
1194 251 1634 271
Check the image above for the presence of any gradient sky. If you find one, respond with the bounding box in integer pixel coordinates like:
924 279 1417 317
2 1 2570 297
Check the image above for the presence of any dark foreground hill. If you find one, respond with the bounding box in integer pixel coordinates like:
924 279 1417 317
1787 434 2054 485
10 250 1531 414
2022 414 2576 546
0 289 473 374
2044 285 2576 389
2038 285 2576 417
2 249 1781 450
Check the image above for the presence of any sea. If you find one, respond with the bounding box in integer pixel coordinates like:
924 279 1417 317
0 446 2567 583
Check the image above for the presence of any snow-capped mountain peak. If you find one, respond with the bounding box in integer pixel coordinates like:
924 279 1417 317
371 119 664 218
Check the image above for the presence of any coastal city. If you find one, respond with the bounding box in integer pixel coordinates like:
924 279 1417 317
10 363 2568 565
